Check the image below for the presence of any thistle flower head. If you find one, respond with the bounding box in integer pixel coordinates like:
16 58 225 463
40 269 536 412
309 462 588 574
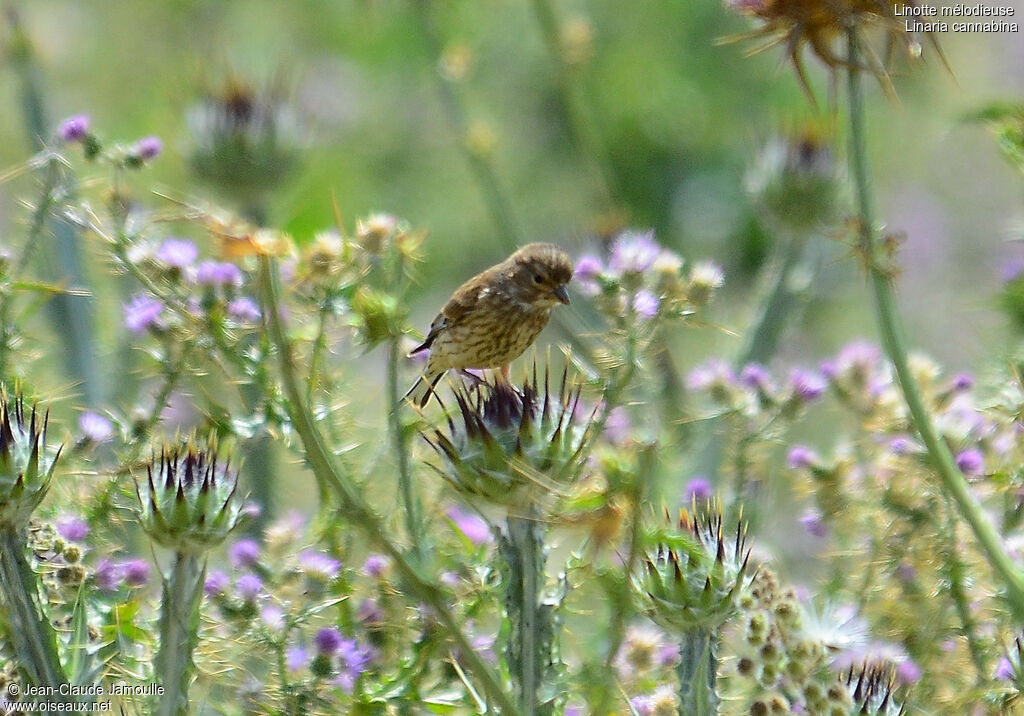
188 75 304 202
423 362 591 510
637 501 752 633
839 663 907 716
0 391 62 530
135 438 244 554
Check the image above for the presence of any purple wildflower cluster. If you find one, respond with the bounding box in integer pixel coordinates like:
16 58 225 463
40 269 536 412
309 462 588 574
575 230 722 323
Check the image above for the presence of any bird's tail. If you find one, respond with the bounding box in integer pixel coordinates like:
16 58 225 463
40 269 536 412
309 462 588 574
404 372 443 408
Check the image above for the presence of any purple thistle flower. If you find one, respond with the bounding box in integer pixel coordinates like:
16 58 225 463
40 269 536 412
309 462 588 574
683 476 713 502
896 659 922 685
574 254 603 295
787 445 819 470
334 639 371 693
357 599 384 625
57 515 90 542
956 449 985 477
156 238 198 269
995 657 1015 681
739 363 771 391
285 646 309 673
205 570 230 597
298 551 342 580
229 539 261 569
227 297 262 323
123 293 164 334
133 136 163 161
629 695 653 716
361 554 390 578
121 559 151 587
261 605 285 632
236 574 263 601
888 435 915 456
604 406 631 445
78 411 114 443
58 115 90 143
94 558 120 591
314 627 345 655
608 230 660 275
685 359 737 393
951 373 974 392
195 260 244 287
447 508 492 546
789 368 827 402
799 510 827 538
632 289 659 319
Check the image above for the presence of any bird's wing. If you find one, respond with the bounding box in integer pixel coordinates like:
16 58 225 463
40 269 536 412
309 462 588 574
407 275 489 355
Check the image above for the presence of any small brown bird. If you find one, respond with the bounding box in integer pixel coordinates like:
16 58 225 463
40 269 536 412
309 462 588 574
406 243 574 407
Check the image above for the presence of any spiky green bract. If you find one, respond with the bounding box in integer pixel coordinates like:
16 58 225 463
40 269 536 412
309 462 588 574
423 362 591 510
841 664 907 716
0 392 62 530
638 502 752 634
135 440 244 554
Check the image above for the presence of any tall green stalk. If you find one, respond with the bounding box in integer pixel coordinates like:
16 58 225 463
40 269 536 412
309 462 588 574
258 255 520 714
676 628 719 716
845 27 1024 619
0 527 68 706
502 511 551 716
155 552 205 716
387 334 421 559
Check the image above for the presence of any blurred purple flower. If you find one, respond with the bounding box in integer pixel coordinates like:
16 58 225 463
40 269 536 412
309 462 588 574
286 646 309 673
629 695 653 716
686 359 736 392
123 293 164 334
298 551 341 580
133 136 163 161
787 445 819 470
799 510 827 538
334 639 371 692
229 539 261 569
896 659 922 684
789 368 827 402
575 255 603 295
236 574 263 601
955 449 985 477
195 260 243 287
684 476 713 502
121 559 151 587
227 297 262 323
314 627 344 655
357 599 384 625
604 406 631 445
204 570 230 597
361 554 390 578
887 436 916 456
78 411 114 443
261 605 285 632
59 115 90 143
448 508 492 546
951 373 974 392
632 289 659 319
156 238 198 269
57 515 90 542
739 363 771 391
608 230 659 275
995 657 1015 681
94 558 120 591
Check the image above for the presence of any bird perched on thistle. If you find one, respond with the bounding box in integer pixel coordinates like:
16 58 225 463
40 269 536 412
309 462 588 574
406 243 573 407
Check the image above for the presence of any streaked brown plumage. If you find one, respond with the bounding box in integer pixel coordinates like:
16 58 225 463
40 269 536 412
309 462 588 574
406 243 573 407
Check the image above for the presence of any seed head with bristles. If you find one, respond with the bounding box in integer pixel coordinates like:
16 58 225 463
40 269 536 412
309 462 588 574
135 437 245 554
0 390 62 530
422 360 592 511
637 499 753 633
841 663 907 716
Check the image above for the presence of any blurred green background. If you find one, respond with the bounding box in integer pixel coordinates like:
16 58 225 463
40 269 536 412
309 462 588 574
2 0 1023 409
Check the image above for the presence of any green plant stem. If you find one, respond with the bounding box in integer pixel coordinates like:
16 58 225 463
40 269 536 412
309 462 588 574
503 512 549 716
388 335 421 560
676 627 719 716
155 551 205 716
412 0 524 251
258 255 520 714
0 526 68 706
529 0 619 208
944 513 989 680
845 27 1024 619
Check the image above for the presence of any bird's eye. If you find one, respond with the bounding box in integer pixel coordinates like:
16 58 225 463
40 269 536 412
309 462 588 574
533 274 543 284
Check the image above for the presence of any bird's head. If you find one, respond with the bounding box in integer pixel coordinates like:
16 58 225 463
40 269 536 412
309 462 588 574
509 243 574 308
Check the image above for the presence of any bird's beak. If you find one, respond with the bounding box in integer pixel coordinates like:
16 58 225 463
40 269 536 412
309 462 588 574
553 285 571 305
